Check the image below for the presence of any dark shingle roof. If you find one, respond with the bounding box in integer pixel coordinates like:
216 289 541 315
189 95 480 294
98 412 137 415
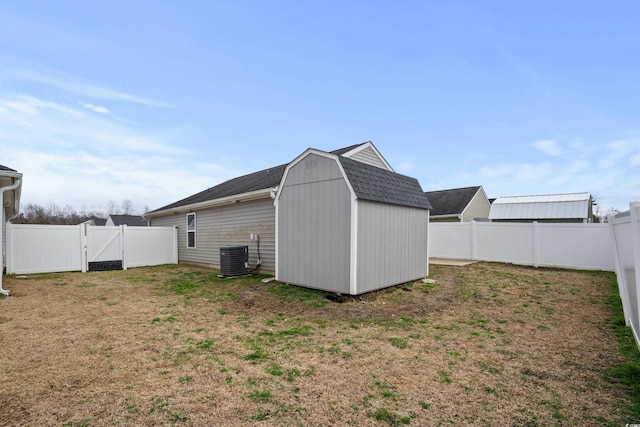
423 186 481 216
330 142 369 156
0 165 17 172
109 215 148 226
93 218 107 226
338 156 431 210
150 164 287 213
150 143 370 214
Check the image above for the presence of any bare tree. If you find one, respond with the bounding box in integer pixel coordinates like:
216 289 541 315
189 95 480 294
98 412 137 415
14 202 101 225
121 199 134 215
107 200 120 215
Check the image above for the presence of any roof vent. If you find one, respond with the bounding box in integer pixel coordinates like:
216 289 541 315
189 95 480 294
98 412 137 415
220 245 249 277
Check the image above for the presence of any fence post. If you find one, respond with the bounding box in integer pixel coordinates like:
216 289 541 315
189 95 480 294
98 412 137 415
5 222 13 274
173 226 179 264
81 224 87 273
629 202 640 334
471 220 477 261
121 225 127 270
532 221 539 268
609 212 631 326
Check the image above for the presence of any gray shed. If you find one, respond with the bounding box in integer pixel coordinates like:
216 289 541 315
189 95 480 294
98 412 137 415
274 149 432 295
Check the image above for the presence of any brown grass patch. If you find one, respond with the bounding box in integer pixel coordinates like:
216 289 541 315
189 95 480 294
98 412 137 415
0 263 628 426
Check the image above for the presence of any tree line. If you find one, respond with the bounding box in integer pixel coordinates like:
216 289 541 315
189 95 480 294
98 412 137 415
12 199 147 225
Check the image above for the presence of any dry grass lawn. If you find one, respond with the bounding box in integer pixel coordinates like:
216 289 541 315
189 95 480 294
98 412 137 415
0 262 628 426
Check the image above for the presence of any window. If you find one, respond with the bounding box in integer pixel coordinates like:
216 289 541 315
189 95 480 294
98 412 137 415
187 213 196 248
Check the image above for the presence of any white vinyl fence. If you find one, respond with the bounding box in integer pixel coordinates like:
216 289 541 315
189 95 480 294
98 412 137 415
429 221 615 271
6 223 177 274
609 202 640 348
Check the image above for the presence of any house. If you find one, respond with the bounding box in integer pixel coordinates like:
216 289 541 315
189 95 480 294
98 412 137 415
106 215 148 227
79 218 107 226
275 149 431 294
146 141 431 293
489 192 594 223
0 165 23 295
424 186 491 222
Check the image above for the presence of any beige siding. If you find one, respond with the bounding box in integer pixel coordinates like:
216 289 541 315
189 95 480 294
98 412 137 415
277 154 351 293
150 198 275 273
356 201 429 293
461 189 491 222
344 146 389 170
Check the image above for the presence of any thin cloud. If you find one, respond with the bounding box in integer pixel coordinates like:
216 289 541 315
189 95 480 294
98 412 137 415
532 139 563 156
6 67 170 108
0 91 231 211
0 94 182 155
81 102 110 114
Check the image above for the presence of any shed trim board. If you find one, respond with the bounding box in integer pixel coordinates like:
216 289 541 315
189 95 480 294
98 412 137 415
350 192 358 295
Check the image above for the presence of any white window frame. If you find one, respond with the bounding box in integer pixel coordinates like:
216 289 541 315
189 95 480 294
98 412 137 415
186 213 196 248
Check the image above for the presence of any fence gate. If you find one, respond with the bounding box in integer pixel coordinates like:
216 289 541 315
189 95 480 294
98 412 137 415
86 226 123 271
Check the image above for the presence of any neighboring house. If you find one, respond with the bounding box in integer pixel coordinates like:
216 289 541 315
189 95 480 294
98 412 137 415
275 149 431 294
0 165 23 295
146 141 431 293
106 215 148 227
79 218 107 226
424 186 491 222
489 192 594 223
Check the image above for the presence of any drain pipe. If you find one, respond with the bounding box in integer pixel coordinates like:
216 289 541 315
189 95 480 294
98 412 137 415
0 173 23 296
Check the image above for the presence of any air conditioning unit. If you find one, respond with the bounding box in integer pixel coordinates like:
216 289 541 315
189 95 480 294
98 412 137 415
220 245 249 277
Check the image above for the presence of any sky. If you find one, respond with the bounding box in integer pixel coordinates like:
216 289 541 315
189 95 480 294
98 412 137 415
1 1 639 216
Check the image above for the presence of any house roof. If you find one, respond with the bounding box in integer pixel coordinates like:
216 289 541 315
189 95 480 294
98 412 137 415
109 215 148 226
93 218 107 226
149 143 371 214
338 156 431 210
0 165 17 172
489 192 592 220
151 164 287 214
424 186 482 216
330 143 368 156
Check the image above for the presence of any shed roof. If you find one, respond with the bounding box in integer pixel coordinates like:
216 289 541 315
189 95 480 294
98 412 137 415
149 143 370 214
489 192 592 220
424 186 482 216
109 215 149 226
338 156 431 210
